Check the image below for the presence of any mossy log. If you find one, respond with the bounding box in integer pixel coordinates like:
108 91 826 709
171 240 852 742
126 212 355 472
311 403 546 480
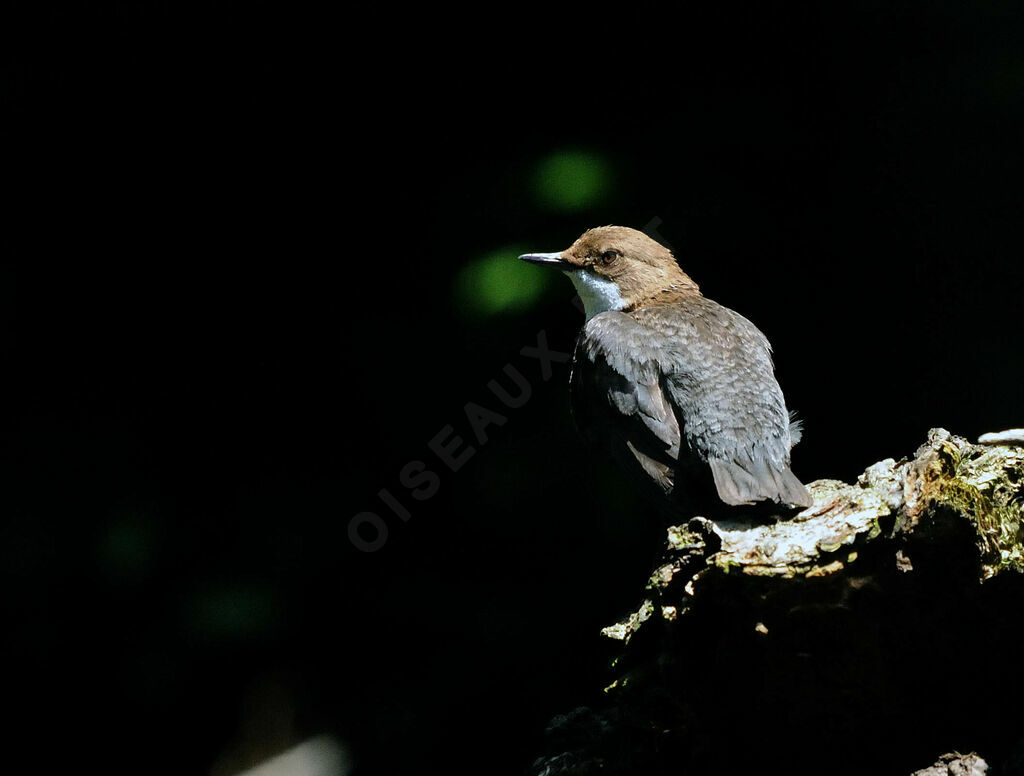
530 429 1024 776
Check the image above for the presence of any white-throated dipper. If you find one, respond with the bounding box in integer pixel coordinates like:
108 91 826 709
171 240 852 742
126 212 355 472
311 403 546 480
520 225 812 516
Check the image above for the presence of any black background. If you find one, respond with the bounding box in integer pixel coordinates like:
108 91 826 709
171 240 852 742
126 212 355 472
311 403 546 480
5 3 1024 774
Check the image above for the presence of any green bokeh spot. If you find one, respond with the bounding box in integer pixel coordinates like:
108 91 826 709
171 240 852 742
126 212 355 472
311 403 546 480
187 584 281 640
532 150 613 212
98 512 157 580
455 246 555 317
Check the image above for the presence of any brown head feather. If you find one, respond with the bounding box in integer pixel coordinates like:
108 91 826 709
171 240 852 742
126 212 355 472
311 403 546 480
560 226 700 310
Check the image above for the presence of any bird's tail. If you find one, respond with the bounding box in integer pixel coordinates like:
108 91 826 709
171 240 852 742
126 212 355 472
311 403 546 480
709 455 813 508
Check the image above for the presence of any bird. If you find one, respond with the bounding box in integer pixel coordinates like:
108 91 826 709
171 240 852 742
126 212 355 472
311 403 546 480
519 225 813 520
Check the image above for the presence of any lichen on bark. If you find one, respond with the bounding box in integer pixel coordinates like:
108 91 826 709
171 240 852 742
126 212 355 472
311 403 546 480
604 428 1024 646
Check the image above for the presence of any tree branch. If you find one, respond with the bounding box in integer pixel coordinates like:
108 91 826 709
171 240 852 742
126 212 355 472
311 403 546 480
531 429 1024 776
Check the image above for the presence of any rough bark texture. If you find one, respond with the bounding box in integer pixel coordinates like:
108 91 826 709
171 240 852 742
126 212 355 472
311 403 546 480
910 752 989 776
529 429 1024 776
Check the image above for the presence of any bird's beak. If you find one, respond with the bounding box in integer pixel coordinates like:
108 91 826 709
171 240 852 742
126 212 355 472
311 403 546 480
518 251 570 268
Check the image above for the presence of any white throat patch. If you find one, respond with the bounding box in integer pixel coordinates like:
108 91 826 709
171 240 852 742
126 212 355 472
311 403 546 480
566 269 627 320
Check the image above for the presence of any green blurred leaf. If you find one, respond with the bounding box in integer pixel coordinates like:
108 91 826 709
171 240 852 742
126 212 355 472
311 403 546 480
532 150 613 212
454 246 555 317
98 511 157 581
187 584 281 640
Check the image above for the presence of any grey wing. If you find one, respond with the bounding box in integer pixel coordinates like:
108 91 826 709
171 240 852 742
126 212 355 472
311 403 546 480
570 313 683 494
652 301 812 507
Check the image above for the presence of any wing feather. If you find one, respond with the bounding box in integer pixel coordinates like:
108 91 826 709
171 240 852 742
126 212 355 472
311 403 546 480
571 303 811 509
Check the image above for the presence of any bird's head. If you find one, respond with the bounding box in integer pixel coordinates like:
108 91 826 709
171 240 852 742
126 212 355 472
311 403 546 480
519 225 699 320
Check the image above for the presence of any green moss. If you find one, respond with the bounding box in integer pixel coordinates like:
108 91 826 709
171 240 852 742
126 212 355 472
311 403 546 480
942 475 1024 577
922 441 1024 579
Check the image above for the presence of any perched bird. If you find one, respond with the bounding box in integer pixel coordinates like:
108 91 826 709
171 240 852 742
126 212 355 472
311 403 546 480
520 226 812 518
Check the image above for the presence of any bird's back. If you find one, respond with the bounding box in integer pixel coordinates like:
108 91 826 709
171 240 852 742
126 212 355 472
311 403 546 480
570 296 812 515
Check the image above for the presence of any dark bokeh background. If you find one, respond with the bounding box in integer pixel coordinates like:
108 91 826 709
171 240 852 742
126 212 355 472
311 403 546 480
5 3 1024 774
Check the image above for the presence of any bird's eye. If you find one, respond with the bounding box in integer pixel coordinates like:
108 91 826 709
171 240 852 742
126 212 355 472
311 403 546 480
600 250 619 265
